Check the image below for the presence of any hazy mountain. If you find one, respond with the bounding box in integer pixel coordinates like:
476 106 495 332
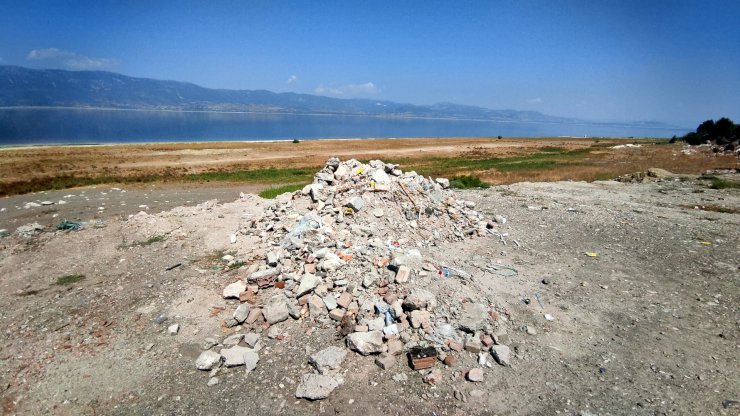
0 65 671 127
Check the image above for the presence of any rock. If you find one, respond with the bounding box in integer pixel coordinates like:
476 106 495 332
362 274 378 288
233 303 250 323
308 295 327 317
248 267 281 283
246 308 263 324
267 325 282 339
296 273 321 297
223 280 247 299
402 289 437 311
167 323 180 335
467 368 484 382
337 292 353 309
526 326 537 335
309 346 347 374
223 333 244 347
243 349 259 372
372 208 385 218
207 377 219 386
465 334 482 353
375 352 396 370
424 369 443 385
295 374 343 400
322 295 338 310
458 303 488 333
346 197 364 212
346 331 384 355
201 337 218 350
494 215 507 224
387 339 404 355
266 251 281 266
372 169 391 184
221 345 254 367
195 350 222 370
436 178 450 188
243 333 260 348
490 345 512 367
264 295 290 325
410 310 430 329
394 265 411 283
329 308 345 321
321 253 342 272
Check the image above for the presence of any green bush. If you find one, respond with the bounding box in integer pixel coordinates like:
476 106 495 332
258 183 307 199
449 175 490 189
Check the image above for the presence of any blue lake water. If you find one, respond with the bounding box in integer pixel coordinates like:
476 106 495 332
0 108 685 145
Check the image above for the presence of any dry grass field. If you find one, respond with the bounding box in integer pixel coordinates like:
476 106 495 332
1 137 737 196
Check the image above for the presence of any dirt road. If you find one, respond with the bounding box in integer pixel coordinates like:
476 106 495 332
0 170 738 415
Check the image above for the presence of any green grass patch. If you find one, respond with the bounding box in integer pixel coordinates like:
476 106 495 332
708 177 740 190
539 146 565 153
450 175 490 189
139 235 166 246
258 183 309 199
55 274 85 285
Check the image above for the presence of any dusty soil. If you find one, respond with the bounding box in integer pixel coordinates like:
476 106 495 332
0 170 737 415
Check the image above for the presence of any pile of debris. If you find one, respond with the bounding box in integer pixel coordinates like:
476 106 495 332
194 158 514 398
616 167 677 183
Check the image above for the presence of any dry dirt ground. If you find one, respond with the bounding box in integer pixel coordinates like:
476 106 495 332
0 172 738 416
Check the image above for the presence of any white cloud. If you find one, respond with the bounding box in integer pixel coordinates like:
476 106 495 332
286 75 297 84
26 48 118 70
527 97 543 104
315 82 379 96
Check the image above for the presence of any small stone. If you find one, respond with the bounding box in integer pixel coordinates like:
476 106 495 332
448 340 464 352
362 274 378 288
264 295 290 324
233 303 250 323
329 309 345 321
297 273 321 297
322 295 338 310
402 289 437 311
526 326 537 335
387 339 404 355
221 345 254 367
295 374 343 400
375 352 396 370
310 346 348 374
223 280 247 299
372 208 384 218
195 350 222 370
443 355 456 367
424 369 443 385
346 331 384 355
246 308 263 324
346 197 364 212
494 215 507 224
458 303 488 333
167 324 180 335
410 310 431 329
223 333 244 347
243 333 260 348
541 277 551 285
309 295 327 317
467 368 484 382
201 337 218 350
435 178 450 188
337 292 353 309
464 335 482 353
394 265 411 283
243 350 259 372
207 377 219 386
490 345 512 367
481 335 494 347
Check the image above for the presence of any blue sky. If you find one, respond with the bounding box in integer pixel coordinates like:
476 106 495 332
1 0 738 126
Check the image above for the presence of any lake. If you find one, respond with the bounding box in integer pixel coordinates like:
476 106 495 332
0 108 685 145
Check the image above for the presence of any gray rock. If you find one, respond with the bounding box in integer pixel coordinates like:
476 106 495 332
494 215 507 224
167 323 180 335
346 331 384 355
402 288 437 311
195 350 222 370
221 345 254 367
467 368 484 382
322 295 338 310
295 374 343 400
223 333 244 347
436 178 450 188
243 333 260 348
372 169 391 184
267 251 281 266
308 295 327 317
296 273 321 297
248 267 281 283
490 345 512 367
458 303 488 333
264 295 290 324
372 208 384 218
201 337 218 350
375 352 396 370
243 350 259 372
207 377 219 386
223 280 247 299
362 274 378 288
233 303 250 323
346 196 364 212
309 346 348 374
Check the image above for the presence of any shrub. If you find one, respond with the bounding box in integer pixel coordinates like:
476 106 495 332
449 175 490 189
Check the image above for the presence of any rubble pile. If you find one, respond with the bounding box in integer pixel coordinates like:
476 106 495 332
194 158 514 398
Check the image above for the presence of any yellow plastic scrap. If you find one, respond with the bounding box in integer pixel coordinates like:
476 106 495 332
344 207 355 216
354 167 364 175
700 241 712 245
584 252 599 257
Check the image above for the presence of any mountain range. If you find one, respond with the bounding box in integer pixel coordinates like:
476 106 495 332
0 65 671 128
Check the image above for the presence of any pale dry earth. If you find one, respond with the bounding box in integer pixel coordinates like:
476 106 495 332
0 171 738 416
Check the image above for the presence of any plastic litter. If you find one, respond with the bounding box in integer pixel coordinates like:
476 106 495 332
584 252 599 257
